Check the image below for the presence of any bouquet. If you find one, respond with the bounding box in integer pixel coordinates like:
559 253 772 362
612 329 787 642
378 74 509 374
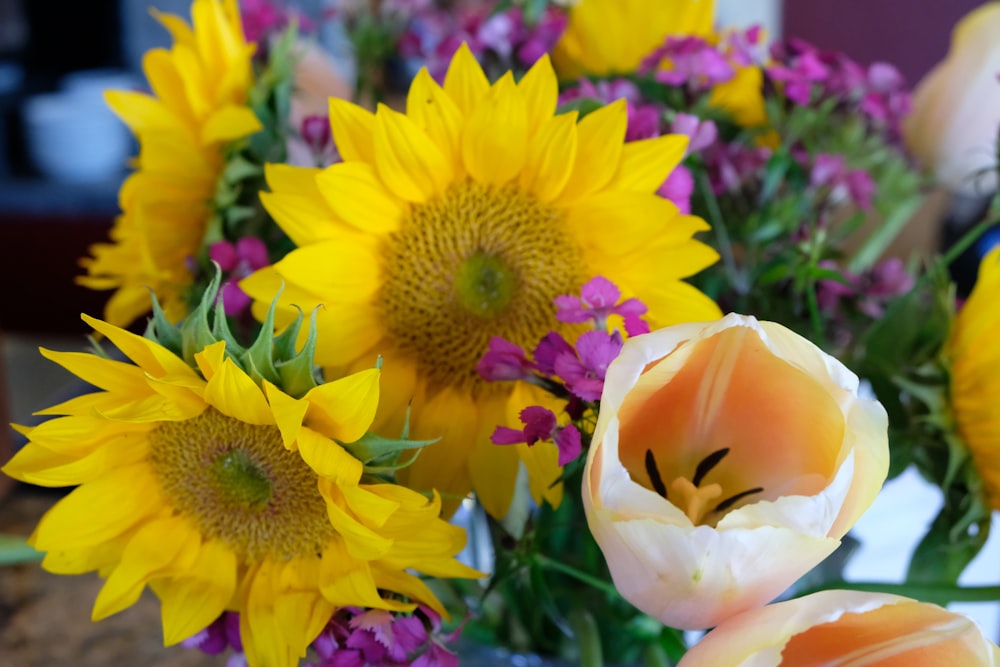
5 0 1000 665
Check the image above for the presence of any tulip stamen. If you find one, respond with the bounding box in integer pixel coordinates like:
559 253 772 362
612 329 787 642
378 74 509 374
692 447 730 487
645 449 668 499
669 476 723 524
713 487 765 514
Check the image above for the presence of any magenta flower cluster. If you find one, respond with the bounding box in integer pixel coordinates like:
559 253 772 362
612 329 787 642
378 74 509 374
478 276 650 466
768 37 911 139
184 606 461 667
209 237 271 316
398 2 566 80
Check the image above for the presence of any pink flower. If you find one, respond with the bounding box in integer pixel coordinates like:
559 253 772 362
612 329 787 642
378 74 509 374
670 113 717 154
658 165 695 215
553 330 624 402
554 276 649 334
210 238 271 316
492 406 583 466
769 49 830 105
477 337 536 382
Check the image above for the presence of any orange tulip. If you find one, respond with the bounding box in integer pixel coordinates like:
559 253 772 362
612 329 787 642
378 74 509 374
904 3 1000 196
678 590 1000 665
583 314 889 629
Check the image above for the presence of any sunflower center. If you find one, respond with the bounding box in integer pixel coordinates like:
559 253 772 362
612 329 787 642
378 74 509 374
210 449 272 508
454 251 516 317
149 408 334 561
379 181 585 395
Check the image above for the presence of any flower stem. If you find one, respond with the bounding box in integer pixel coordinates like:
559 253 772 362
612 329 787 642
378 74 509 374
534 554 621 597
568 608 604 667
803 579 1000 605
939 217 995 268
641 642 672 667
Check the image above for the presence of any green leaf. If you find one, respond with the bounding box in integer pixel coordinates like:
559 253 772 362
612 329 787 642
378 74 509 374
556 97 607 119
0 535 43 566
847 193 925 274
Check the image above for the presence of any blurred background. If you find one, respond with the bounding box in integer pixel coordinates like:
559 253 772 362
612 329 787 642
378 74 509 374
0 0 994 663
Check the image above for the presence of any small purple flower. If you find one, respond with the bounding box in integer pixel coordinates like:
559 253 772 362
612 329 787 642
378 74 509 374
554 330 624 402
658 164 695 215
209 237 271 316
534 331 576 376
554 276 649 333
477 337 536 382
183 612 243 660
769 49 829 105
670 113 717 154
491 406 583 466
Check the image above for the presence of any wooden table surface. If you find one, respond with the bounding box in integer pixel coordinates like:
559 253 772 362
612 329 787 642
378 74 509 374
0 485 218 667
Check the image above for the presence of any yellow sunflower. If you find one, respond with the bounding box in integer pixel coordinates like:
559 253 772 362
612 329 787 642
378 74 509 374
2 300 479 667
78 0 262 327
552 0 766 128
241 45 721 519
948 246 1000 509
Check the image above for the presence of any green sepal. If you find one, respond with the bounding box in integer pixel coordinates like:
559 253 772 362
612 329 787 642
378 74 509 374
240 286 284 386
144 291 184 357
344 430 437 467
275 307 321 398
180 266 225 366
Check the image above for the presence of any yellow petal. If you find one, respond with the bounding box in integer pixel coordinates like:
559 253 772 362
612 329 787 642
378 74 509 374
442 42 490 116
200 104 261 144
263 380 309 449
556 100 627 204
32 464 163 552
298 427 363 484
462 73 528 186
605 134 690 193
373 104 454 203
92 516 199 621
305 367 381 443
242 561 300 667
406 67 464 168
82 313 199 379
316 161 406 234
270 238 382 304
519 112 578 202
319 537 412 610
160 539 237 646
518 54 558 138
200 355 273 426
329 97 376 163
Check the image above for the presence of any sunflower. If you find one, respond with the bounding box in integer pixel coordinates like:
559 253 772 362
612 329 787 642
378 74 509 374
948 246 1000 509
78 0 262 327
552 0 766 128
2 292 479 667
240 46 720 519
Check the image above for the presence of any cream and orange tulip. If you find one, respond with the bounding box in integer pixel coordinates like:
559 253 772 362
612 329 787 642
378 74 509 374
677 590 1000 665
583 314 889 629
904 3 1000 196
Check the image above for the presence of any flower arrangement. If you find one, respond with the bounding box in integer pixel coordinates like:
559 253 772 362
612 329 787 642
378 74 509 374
4 0 1000 665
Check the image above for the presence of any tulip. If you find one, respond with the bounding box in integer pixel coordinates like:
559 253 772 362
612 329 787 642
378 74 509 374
583 314 889 629
904 3 1000 196
677 590 1000 665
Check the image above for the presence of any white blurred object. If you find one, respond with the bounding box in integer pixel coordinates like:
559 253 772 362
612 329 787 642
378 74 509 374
845 466 1000 641
22 69 137 183
715 0 782 40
